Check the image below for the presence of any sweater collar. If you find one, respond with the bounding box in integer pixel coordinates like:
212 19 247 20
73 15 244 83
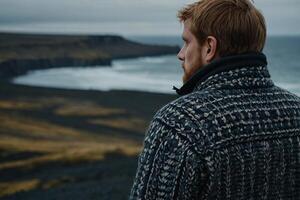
173 52 274 96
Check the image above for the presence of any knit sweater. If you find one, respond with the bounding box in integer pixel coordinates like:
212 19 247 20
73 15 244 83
129 53 300 200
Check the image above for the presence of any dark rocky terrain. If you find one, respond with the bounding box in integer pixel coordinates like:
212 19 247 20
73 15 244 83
0 32 179 79
0 81 176 199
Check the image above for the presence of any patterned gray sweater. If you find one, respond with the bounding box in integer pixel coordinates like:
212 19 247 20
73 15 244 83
129 53 300 200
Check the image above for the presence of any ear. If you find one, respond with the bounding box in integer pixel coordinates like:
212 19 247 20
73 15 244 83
203 36 218 63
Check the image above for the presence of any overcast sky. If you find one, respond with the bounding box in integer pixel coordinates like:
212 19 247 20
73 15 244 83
0 0 299 36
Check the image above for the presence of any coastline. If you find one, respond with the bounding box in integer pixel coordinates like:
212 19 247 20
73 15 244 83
1 34 300 199
0 80 176 199
0 32 180 199
0 32 180 79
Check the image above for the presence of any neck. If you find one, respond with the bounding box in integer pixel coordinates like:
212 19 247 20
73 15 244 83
174 52 268 96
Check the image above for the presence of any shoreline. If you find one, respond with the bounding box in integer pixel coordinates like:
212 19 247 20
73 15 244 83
11 54 181 95
0 32 180 79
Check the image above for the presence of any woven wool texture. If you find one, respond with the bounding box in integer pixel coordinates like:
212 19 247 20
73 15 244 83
129 55 300 200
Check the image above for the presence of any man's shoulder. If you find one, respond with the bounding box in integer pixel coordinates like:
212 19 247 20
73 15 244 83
153 85 300 131
152 90 226 135
147 86 300 156
147 90 227 154
154 90 211 121
273 85 300 101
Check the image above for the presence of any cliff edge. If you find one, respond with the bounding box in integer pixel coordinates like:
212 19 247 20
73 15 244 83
0 33 180 79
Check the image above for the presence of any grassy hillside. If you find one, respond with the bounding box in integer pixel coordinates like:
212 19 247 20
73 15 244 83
0 82 176 199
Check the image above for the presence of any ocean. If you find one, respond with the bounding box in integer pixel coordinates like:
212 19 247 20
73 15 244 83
13 36 300 96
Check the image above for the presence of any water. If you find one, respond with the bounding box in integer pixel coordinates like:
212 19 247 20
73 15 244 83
13 36 300 96
14 56 182 94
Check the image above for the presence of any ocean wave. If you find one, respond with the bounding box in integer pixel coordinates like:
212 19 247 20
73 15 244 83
277 82 300 90
113 62 140 70
13 66 181 94
113 55 175 70
138 57 167 64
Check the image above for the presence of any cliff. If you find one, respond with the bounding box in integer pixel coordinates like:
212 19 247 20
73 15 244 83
0 33 180 79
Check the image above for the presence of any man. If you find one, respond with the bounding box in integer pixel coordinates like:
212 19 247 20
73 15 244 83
130 0 300 199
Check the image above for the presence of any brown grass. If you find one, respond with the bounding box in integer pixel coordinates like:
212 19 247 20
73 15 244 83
0 179 41 197
0 95 146 197
90 117 148 133
0 100 43 110
55 102 126 117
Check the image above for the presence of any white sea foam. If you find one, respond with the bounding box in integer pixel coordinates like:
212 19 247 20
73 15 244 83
138 57 167 64
12 52 300 95
273 82 300 98
277 82 300 90
13 58 182 94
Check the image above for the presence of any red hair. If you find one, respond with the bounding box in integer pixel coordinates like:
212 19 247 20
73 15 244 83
178 0 267 56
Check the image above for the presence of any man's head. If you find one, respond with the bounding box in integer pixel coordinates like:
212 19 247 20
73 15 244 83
177 0 266 83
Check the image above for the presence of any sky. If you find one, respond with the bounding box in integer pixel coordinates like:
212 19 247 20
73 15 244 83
0 0 299 36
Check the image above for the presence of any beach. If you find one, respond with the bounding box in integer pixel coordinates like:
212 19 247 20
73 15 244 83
0 81 176 199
